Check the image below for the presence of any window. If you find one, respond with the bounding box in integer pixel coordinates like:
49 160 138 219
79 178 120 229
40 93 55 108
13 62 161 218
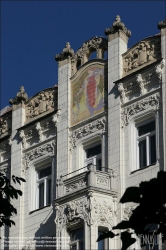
85 143 102 171
36 166 52 209
98 229 108 250
69 227 84 250
137 120 156 169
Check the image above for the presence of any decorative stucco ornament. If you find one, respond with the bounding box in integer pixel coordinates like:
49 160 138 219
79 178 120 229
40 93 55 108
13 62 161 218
123 206 136 220
52 110 61 127
23 140 56 167
69 117 107 151
26 89 56 120
121 93 160 128
155 59 165 81
123 37 161 74
9 86 28 105
55 42 75 61
136 74 144 95
158 19 166 30
35 122 43 142
105 15 131 37
117 83 126 104
0 117 8 135
19 130 26 149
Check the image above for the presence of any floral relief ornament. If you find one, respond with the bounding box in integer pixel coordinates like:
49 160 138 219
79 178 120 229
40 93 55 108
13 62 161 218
55 196 115 231
69 117 106 151
23 140 56 167
123 38 161 73
26 90 55 120
121 93 160 128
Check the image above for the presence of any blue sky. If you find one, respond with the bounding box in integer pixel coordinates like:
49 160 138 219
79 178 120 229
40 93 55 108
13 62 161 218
1 1 166 109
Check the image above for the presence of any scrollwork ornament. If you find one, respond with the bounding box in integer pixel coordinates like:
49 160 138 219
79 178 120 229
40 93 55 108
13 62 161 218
69 117 107 151
24 140 56 167
123 37 161 74
121 93 160 128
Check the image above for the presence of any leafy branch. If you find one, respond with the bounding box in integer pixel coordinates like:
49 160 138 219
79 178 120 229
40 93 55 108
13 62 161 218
0 172 25 227
97 171 166 250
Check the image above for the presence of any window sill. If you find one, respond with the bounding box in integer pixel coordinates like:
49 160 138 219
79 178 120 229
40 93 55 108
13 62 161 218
29 204 51 214
130 162 157 175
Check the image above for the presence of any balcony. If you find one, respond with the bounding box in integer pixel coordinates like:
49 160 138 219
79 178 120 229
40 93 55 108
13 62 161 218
56 164 116 198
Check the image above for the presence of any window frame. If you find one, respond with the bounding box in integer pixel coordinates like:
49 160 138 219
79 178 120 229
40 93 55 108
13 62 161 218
36 166 52 209
69 226 84 250
84 142 102 171
29 156 54 212
98 227 109 250
136 119 156 169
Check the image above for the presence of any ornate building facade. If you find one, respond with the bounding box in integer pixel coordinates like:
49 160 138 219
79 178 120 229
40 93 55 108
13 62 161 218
0 16 166 250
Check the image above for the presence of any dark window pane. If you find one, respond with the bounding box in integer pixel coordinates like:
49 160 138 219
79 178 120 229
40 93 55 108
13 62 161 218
139 139 146 168
150 135 156 164
70 244 77 250
87 144 101 158
97 159 102 171
39 166 51 179
138 121 155 136
98 231 105 250
48 179 51 205
70 228 84 241
79 241 84 250
39 182 44 208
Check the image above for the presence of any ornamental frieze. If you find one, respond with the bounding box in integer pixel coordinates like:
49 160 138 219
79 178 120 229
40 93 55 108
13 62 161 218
122 36 161 75
55 194 115 231
121 93 160 128
70 37 107 76
117 60 164 104
25 88 57 121
23 140 56 167
66 179 87 193
0 113 12 137
69 117 106 151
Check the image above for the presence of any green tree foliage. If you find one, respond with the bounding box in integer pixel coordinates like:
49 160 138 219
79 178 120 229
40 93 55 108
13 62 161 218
97 171 166 250
0 172 25 227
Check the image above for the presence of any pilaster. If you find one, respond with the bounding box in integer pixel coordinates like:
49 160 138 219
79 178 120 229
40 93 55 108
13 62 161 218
55 43 74 179
158 20 166 171
8 86 28 248
105 15 130 248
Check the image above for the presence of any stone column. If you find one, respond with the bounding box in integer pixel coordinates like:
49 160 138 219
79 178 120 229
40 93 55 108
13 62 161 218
8 86 28 249
105 15 131 249
55 42 74 184
158 20 166 172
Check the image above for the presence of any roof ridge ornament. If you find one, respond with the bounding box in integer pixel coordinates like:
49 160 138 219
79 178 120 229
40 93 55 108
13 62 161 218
55 42 75 62
158 19 166 30
9 86 28 105
105 15 131 38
